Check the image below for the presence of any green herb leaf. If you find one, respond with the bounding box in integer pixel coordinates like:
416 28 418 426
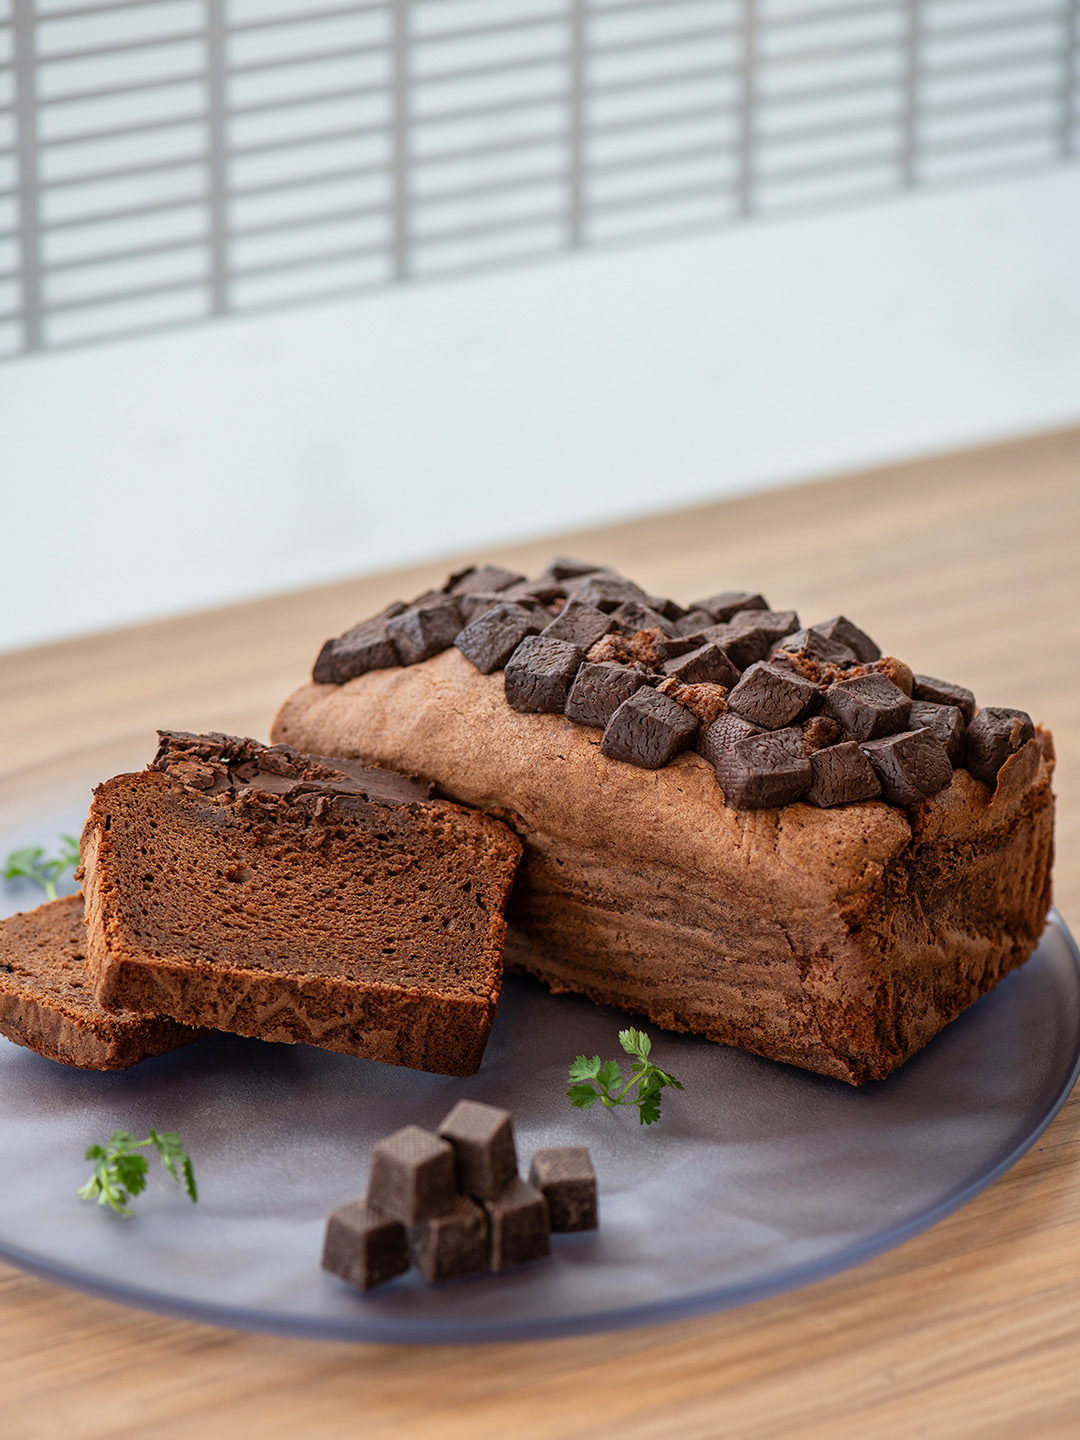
78 1128 198 1217
565 1027 684 1126
3 834 81 902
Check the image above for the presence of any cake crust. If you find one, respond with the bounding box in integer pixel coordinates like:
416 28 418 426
271 649 1054 1084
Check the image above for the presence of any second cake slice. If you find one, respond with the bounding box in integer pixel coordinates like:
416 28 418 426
81 731 522 1076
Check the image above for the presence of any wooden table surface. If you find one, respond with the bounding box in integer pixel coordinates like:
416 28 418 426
2 427 1079 1440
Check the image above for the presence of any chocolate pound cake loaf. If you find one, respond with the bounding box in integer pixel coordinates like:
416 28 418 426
82 733 522 1076
272 560 1055 1085
0 895 198 1069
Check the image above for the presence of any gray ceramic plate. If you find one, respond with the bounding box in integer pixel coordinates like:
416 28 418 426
1 763 1077 1344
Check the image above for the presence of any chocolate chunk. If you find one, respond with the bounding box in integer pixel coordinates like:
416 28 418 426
562 574 647 612
963 706 1035 786
366 1125 457 1223
600 688 698 768
823 673 911 741
322 1197 410 1292
715 728 811 808
504 635 585 714
770 627 859 668
657 678 728 727
312 602 407 684
539 556 608 583
408 1196 489 1284
690 591 768 623
541 598 616 651
646 595 688 623
662 642 740 688
455 602 543 675
861 728 954 805
806 741 882 807
703 610 799 669
802 715 844 751
438 1100 517 1200
673 609 716 637
610 600 678 639
385 597 463 665
483 1177 551 1272
912 673 977 723
695 711 762 767
815 615 881 663
565 661 648 728
528 1147 598 1233
448 563 525 596
908 699 965 764
501 578 566 606
728 661 818 729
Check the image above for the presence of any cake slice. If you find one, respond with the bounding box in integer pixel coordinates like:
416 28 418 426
0 894 198 1070
81 732 523 1076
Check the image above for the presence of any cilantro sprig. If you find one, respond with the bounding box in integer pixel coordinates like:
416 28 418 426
78 1129 198 1217
3 834 81 902
568 1027 684 1126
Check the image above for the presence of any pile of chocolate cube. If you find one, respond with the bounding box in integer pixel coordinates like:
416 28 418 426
322 1101 598 1290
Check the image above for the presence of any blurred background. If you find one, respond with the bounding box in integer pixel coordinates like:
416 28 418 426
1 0 1079 654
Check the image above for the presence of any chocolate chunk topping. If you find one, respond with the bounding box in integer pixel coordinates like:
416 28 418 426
728 661 818 729
912 673 977 723
714 728 811 809
312 601 407 684
600 688 698 769
963 706 1035 786
385 596 462 665
483 1177 551 1272
501 578 566 606
408 1196 489 1284
806 741 882 807
541 598 616 650
690 591 768 623
645 595 688 623
861 728 953 806
908 699 965 764
562 574 648 612
322 1198 410 1292
367 1125 457 1223
539 556 608 583
815 615 881 663
438 1100 517 1200
455 602 543 675
822 673 911 741
528 1147 598 1232
695 711 762 767
609 599 679 638
504 635 585 713
702 610 799 668
673 609 717 637
448 563 525 596
565 661 648 729
771 627 859 668
662 642 740 688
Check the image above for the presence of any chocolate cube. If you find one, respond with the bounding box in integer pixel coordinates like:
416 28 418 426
715 728 811 809
806 741 882 807
312 602 407 684
367 1125 457 1223
455 602 543 674
538 556 608 583
448 563 525 596
609 600 679 638
662 642 740 688
562 574 647 612
528 1147 598 1232
703 610 799 669
689 591 768 623
861 727 954 806
600 688 698 768
438 1100 517 1200
483 1177 551 1272
815 614 881 663
504 635 585 713
908 699 965 763
541 599 616 651
408 1196 490 1284
673 609 717 637
321 1197 410 1292
822 673 911 741
728 661 818 729
565 661 648 729
770 627 859 667
502 578 566 606
695 711 762 767
963 706 1035 786
912 674 977 723
386 597 462 665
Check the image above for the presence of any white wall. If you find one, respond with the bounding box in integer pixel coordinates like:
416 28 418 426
2 165 1080 655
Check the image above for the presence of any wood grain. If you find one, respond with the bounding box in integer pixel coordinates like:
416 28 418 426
2 425 1079 1440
